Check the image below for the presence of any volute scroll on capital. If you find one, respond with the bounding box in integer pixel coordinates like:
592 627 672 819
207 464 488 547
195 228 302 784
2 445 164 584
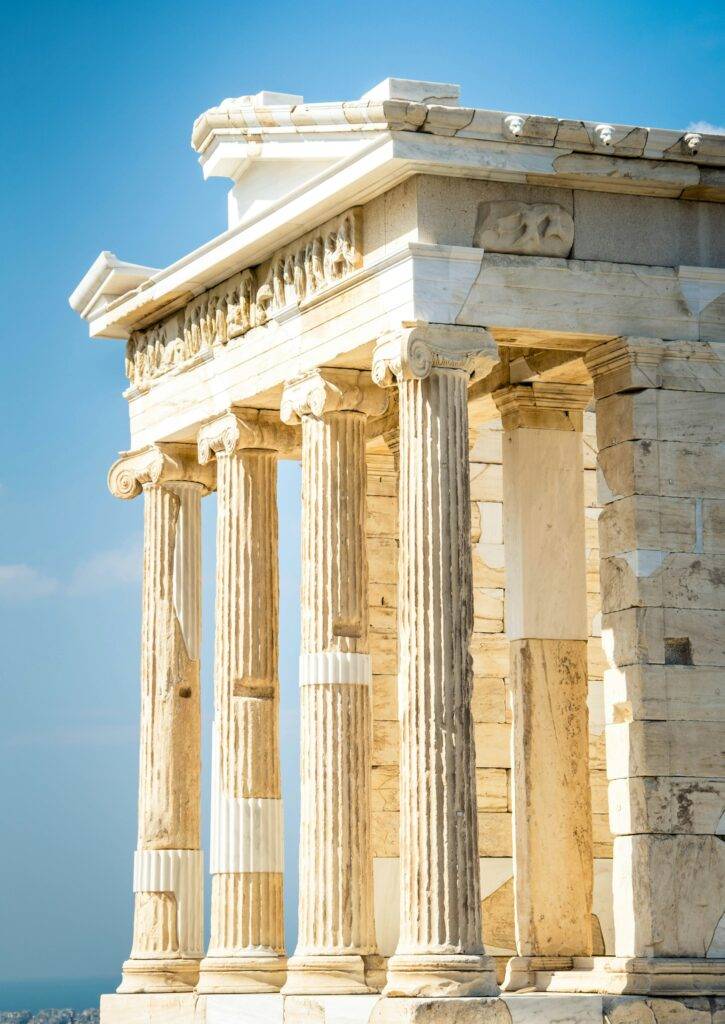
197 408 299 464
280 367 389 425
108 443 215 500
371 323 496 387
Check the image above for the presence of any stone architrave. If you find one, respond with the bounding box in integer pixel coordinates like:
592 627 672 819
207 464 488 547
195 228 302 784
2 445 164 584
108 444 214 994
371 324 500 1002
280 369 388 995
195 410 297 993
493 382 594 991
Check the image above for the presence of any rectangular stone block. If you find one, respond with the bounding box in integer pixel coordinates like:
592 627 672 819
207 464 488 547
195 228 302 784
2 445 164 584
369 604 397 632
596 389 725 451
472 543 506 588
606 720 725 780
366 493 398 537
100 994 197 1024
366 472 397 498
372 674 398 721
600 552 725 613
609 776 725 835
598 494 697 556
368 537 398 583
371 765 399 812
704 499 725 553
601 607 665 668
591 770 610 816
604 664 725 722
470 461 504 501
664 607 725 666
472 676 507 723
470 423 503 464
588 339 725 401
598 439 725 502
612 833 725 957
474 722 511 768
472 636 510 677
372 810 399 857
478 811 513 856
372 720 399 766
476 768 509 811
369 634 397 674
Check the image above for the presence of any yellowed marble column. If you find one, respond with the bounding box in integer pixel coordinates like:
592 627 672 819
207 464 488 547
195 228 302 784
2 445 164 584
195 410 296 993
108 444 213 994
493 383 594 991
281 369 387 995
372 325 499 1001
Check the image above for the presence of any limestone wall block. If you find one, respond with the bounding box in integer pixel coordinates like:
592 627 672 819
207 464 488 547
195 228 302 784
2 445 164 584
601 607 665 667
663 607 725 666
596 389 725 452
587 339 725 401
600 552 725 614
470 423 503 464
477 812 513 857
591 770 610 816
598 440 725 503
606 721 725 781
368 538 399 584
471 637 511 677
588 637 608 679
372 765 400 812
369 634 398 674
370 604 397 633
373 720 400 767
372 811 399 857
366 494 398 537
609 776 725 836
599 495 697 557
472 545 507 588
612 834 725 958
476 769 509 811
474 722 512 768
472 676 507 723
704 500 725 553
470 462 504 501
604 664 725 723
372 675 398 721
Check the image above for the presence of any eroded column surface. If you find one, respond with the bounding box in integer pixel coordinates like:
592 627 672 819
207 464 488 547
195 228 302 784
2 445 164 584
108 444 213 994
494 383 594 991
581 337 725 996
281 369 387 995
372 326 499 1000
196 410 296 993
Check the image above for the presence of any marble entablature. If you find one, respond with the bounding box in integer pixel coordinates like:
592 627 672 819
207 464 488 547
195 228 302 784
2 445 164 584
125 208 362 387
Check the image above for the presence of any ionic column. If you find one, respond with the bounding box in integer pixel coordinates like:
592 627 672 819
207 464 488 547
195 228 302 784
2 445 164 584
372 325 499 1000
196 410 296 993
281 369 387 995
108 444 213 994
493 383 594 991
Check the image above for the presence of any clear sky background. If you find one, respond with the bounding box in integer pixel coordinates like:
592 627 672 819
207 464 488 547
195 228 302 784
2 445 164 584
1 0 723 1000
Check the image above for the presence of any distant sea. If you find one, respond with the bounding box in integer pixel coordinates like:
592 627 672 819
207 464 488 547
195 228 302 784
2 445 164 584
0 978 115 1013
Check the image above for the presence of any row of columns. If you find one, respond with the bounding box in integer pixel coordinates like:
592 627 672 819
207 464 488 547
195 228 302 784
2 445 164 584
108 325 597 1000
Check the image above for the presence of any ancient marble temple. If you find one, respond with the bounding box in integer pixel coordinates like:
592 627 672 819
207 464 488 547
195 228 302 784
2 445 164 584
70 79 725 1024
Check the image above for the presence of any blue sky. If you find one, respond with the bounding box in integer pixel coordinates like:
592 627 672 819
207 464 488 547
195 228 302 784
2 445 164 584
1 0 723 993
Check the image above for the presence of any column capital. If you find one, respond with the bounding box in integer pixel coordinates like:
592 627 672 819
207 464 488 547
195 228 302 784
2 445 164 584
493 382 591 431
280 368 387 425
108 443 214 501
372 323 494 387
197 408 298 464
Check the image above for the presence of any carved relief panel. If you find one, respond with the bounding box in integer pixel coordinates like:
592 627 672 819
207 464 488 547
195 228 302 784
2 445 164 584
473 200 574 257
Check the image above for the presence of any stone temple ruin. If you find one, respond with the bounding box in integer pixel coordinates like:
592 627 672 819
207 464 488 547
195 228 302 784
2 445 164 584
70 78 725 1023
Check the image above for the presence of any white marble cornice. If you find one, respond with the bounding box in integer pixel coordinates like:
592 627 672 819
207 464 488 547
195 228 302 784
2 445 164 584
108 443 214 500
372 323 495 386
197 409 298 463
280 368 388 424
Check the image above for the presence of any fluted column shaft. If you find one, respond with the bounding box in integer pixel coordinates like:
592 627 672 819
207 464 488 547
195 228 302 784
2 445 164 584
372 326 499 1000
281 369 386 995
494 383 593 991
197 410 292 994
108 445 212 995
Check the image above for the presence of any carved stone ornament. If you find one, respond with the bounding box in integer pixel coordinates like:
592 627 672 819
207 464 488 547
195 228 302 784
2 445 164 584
125 209 363 390
108 443 214 500
197 409 298 464
371 324 494 387
280 368 388 425
473 200 574 257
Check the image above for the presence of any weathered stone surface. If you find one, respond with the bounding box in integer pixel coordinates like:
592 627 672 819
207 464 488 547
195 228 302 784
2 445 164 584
370 996 511 1023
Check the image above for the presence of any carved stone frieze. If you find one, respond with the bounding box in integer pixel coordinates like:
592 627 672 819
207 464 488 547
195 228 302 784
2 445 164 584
125 208 363 389
473 200 574 257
